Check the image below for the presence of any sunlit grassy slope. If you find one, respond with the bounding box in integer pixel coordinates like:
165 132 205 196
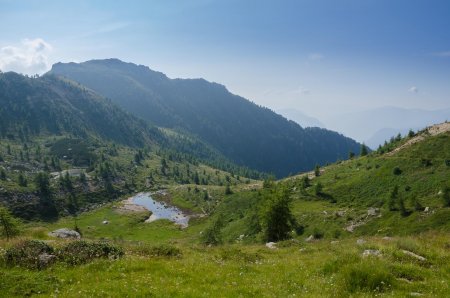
1 125 449 297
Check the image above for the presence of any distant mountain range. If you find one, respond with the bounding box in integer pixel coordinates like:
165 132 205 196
49 58 361 177
324 106 450 149
276 108 326 128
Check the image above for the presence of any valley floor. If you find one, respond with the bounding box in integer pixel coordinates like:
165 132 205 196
1 220 449 297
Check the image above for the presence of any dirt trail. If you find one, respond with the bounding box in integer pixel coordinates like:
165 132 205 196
386 122 450 156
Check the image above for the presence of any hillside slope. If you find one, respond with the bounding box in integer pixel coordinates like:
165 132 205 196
49 59 361 177
203 122 450 243
0 72 159 146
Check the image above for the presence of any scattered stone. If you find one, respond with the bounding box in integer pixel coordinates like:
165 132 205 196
402 250 426 261
102 220 109 225
382 236 393 241
398 278 413 284
265 242 277 249
305 235 314 242
322 210 328 215
409 292 424 297
330 241 339 245
362 249 382 257
356 239 366 245
424 207 430 212
335 210 346 217
367 207 379 216
38 253 56 268
345 225 355 233
48 228 81 239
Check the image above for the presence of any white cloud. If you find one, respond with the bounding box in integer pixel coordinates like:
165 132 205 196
0 38 53 75
408 86 419 93
308 53 324 61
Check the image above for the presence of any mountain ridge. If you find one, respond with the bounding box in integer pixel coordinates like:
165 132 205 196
49 58 361 177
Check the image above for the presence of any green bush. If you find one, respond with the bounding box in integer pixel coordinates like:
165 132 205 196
393 167 402 175
312 228 324 239
57 240 124 265
4 240 54 269
215 247 261 263
133 244 182 258
202 216 224 245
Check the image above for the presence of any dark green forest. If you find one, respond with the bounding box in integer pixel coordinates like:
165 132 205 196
50 59 361 177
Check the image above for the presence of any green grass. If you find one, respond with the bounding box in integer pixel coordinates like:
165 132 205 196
1 124 450 297
1 233 449 297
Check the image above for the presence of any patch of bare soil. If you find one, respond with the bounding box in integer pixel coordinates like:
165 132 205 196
386 122 450 156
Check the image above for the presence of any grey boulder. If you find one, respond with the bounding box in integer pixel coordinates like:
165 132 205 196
48 228 81 239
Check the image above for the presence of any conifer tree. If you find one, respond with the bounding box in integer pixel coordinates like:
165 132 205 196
314 165 320 177
388 185 399 211
360 143 368 156
0 206 20 240
442 186 450 207
261 187 295 242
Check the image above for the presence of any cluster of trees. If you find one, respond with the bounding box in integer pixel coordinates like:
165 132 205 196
376 130 416 155
203 182 297 245
388 185 450 216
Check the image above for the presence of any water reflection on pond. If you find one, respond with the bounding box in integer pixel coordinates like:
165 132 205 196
131 192 189 228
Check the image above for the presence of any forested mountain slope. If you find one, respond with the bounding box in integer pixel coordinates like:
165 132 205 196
0 72 159 146
50 59 361 177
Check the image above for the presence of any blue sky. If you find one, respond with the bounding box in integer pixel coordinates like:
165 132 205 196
1 0 449 120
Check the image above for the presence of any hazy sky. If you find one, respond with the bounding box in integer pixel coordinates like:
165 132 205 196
1 0 449 120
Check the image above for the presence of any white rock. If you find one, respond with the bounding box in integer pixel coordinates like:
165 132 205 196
38 253 56 268
335 210 346 217
362 249 382 257
402 250 426 261
48 228 80 239
424 207 430 212
305 235 314 242
265 242 277 249
367 207 379 216
356 239 366 245
102 220 109 225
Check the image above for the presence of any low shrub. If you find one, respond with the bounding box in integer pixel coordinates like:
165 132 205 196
133 244 182 258
4 240 54 269
215 247 261 263
393 167 402 175
202 217 224 246
312 228 324 239
57 240 124 265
